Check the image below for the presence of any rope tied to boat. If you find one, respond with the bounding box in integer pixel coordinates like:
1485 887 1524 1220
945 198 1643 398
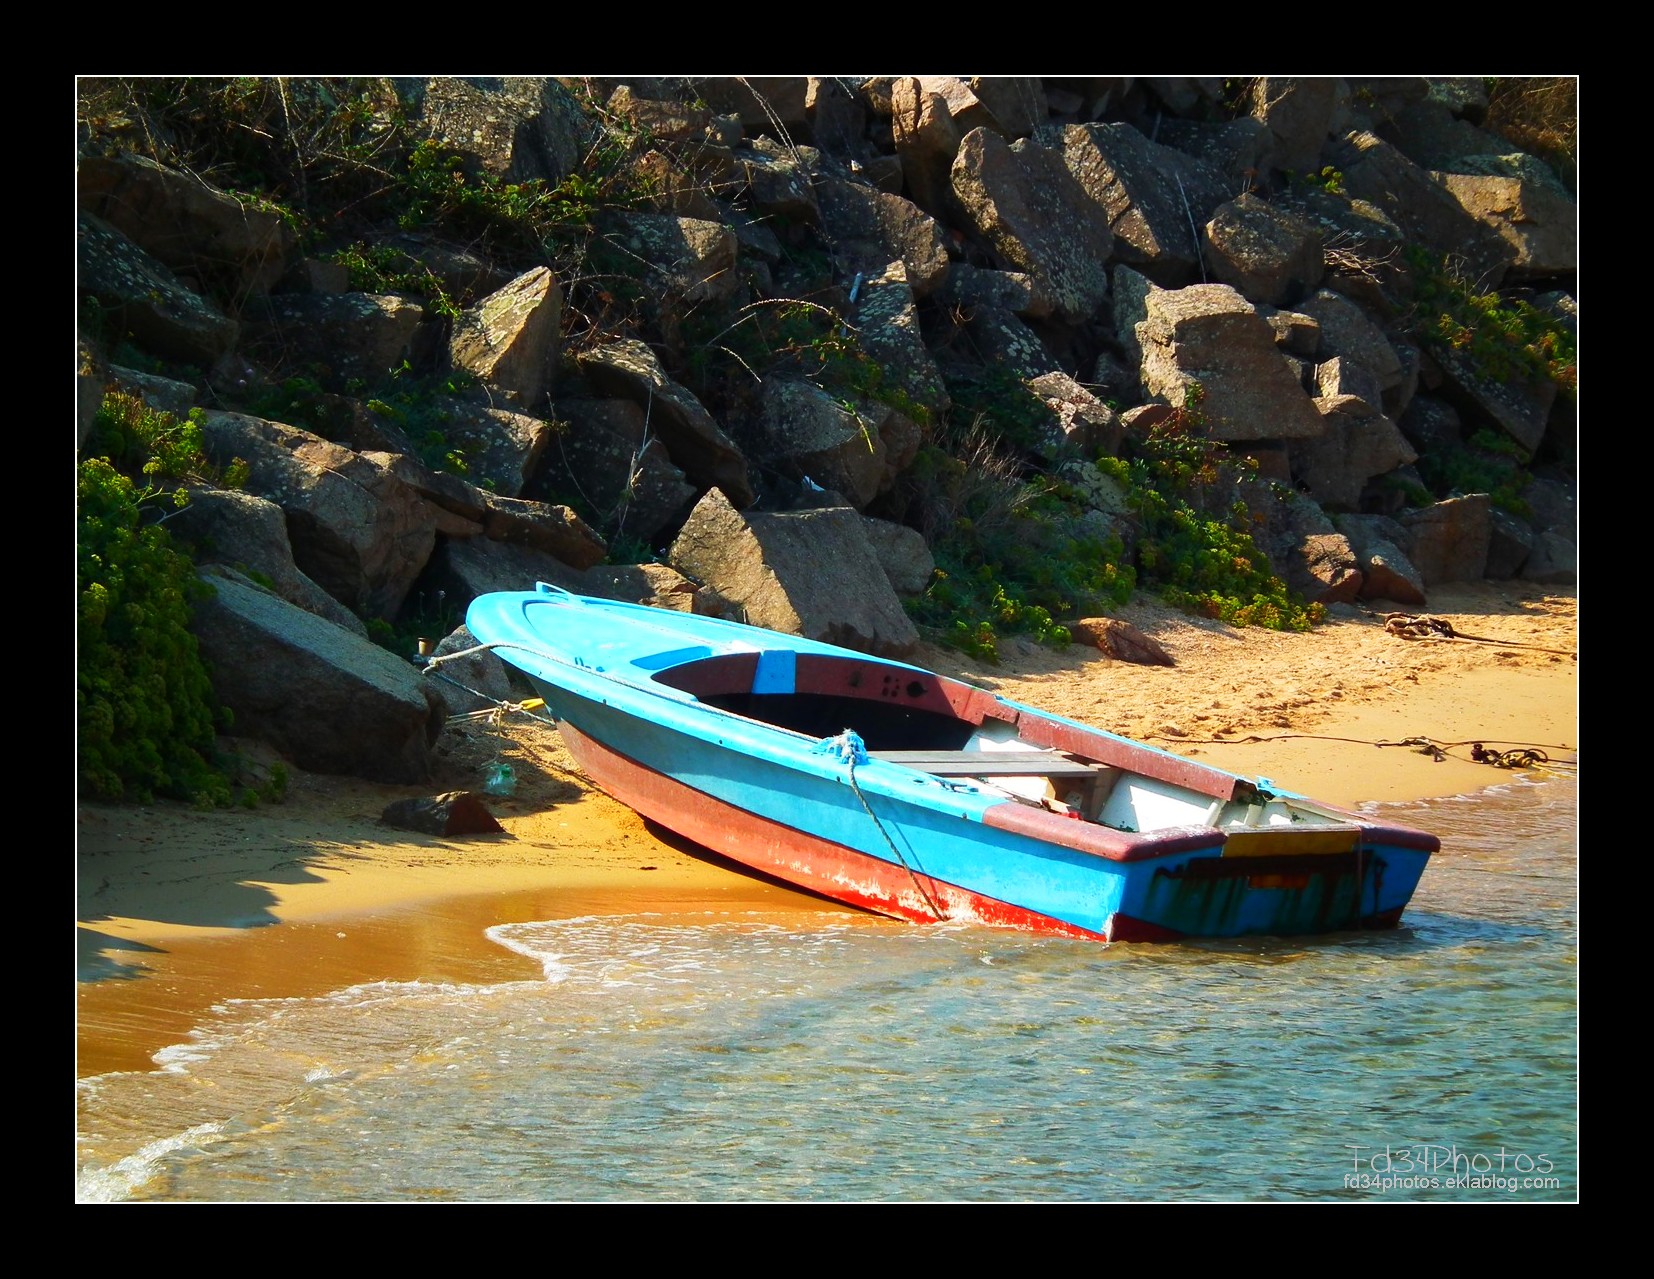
812 728 869 765
414 647 561 729
817 729 948 923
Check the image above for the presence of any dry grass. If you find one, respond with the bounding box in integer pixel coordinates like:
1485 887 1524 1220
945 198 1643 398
1485 76 1577 191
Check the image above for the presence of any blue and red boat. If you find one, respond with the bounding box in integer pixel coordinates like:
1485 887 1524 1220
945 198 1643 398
460 583 1437 943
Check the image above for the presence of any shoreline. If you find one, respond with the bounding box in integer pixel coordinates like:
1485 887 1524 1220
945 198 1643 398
77 584 1578 1078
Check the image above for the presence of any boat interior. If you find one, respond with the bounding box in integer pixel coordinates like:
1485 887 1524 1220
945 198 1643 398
650 649 1359 837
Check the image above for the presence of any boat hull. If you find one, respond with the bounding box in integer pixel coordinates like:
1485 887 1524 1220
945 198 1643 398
462 585 1436 943
541 685 1431 943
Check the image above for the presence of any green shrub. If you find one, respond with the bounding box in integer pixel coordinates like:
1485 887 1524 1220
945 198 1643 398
1414 433 1534 518
904 424 1135 661
78 393 260 805
906 382 1321 656
1104 406 1323 632
330 242 461 319
942 365 1058 454
78 457 229 805
680 296 931 429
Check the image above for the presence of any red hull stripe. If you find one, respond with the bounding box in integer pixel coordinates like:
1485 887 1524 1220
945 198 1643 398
558 721 1108 942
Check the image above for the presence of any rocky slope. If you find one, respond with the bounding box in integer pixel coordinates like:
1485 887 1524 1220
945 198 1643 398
75 75 1577 788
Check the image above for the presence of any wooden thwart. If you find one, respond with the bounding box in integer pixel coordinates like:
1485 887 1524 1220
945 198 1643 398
871 749 1101 781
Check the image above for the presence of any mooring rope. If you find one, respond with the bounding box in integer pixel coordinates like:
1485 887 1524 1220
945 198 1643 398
815 730 948 923
1381 612 1576 657
1156 729 1576 771
424 646 953 920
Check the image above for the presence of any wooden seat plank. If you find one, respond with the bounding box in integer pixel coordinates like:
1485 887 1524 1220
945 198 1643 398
871 750 1100 779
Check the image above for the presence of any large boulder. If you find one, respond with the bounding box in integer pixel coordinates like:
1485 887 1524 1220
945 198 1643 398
411 76 592 186
1247 77 1347 180
1039 120 1231 287
198 412 437 621
1296 289 1407 414
1027 372 1122 459
416 401 557 500
602 212 743 306
238 291 426 395
1435 160 1577 281
950 126 1114 324
1135 284 1327 440
424 623 516 716
190 568 446 783
447 266 562 411
750 377 910 510
890 76 964 222
669 488 921 657
1400 494 1492 585
684 77 810 131
1519 529 1576 584
1330 129 1513 289
851 261 950 417
169 487 369 637
1290 395 1417 511
815 176 951 297
77 213 239 365
575 340 754 507
1425 343 1558 459
1202 192 1325 307
1338 514 1427 605
78 152 297 300
533 397 697 544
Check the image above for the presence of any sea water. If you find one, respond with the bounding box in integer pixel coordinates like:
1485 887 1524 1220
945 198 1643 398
76 777 1577 1203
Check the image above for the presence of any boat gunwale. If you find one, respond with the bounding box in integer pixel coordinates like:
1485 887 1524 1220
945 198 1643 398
462 589 1441 865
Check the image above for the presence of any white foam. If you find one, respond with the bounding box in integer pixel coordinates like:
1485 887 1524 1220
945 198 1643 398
76 1122 224 1203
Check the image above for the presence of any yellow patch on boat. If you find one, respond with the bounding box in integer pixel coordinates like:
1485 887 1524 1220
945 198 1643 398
1221 827 1361 857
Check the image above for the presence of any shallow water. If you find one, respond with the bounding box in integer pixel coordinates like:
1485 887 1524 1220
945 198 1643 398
76 776 1577 1202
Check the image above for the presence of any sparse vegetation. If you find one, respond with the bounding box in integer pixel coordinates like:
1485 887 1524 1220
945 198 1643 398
903 422 1134 662
1484 76 1577 191
76 75 1571 684
903 377 1322 659
1415 428 1535 517
1103 391 1323 632
1406 248 1576 401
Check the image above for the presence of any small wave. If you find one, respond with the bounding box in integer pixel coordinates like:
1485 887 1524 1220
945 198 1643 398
76 1122 225 1203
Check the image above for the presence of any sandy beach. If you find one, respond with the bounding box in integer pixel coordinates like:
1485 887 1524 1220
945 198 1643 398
76 583 1577 1079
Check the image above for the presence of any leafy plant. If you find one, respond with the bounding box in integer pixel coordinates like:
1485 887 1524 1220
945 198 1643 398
77 393 276 806
83 392 247 492
1101 404 1323 632
901 377 1321 658
330 242 461 319
1414 433 1534 517
680 295 931 432
78 456 231 805
1290 165 1345 195
364 364 490 483
941 364 1057 454
1406 248 1576 399
903 421 1135 661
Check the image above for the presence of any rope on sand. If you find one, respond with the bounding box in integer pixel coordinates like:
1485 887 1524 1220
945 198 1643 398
1381 612 1576 658
1158 730 1577 771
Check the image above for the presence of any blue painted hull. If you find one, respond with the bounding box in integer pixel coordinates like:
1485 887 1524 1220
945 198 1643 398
462 585 1436 942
